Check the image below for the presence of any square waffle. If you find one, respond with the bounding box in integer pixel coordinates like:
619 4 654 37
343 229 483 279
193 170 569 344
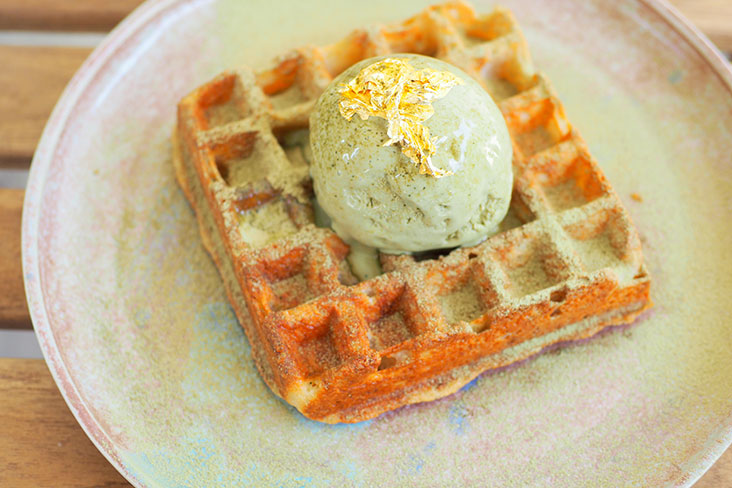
173 1 652 423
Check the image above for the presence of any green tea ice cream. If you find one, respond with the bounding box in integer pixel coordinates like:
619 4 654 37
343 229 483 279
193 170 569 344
309 54 513 256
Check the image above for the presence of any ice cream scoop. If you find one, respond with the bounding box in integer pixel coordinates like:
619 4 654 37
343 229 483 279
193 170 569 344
309 54 513 260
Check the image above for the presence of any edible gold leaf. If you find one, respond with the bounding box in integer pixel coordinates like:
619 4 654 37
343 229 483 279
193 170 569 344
338 57 463 177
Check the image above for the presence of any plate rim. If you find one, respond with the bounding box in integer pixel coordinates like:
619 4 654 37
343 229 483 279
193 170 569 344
21 0 732 486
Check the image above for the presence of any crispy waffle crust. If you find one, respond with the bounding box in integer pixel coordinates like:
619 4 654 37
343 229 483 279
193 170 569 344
174 1 652 423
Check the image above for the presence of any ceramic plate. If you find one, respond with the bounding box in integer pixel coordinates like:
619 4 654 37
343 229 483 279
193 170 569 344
23 0 732 486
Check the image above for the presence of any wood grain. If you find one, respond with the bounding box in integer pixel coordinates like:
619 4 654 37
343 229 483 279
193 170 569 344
697 446 732 487
0 358 131 487
670 0 732 52
0 0 143 31
0 46 91 169
0 189 30 329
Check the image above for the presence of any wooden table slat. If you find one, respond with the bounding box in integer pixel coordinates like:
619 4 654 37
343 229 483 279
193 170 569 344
0 358 131 487
0 45 91 169
0 0 143 32
0 188 30 329
671 0 732 52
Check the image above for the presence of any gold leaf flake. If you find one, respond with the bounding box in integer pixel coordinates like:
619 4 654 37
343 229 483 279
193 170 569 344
338 57 463 177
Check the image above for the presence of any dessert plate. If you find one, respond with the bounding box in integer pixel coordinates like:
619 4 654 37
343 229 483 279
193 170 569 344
23 0 732 486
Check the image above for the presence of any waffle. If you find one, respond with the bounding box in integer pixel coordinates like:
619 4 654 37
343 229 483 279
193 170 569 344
173 1 652 423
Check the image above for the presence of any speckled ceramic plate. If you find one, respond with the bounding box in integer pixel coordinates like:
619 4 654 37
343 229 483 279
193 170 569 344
23 0 732 486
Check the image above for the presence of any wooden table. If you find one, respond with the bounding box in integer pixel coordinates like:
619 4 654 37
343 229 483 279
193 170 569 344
0 1 730 486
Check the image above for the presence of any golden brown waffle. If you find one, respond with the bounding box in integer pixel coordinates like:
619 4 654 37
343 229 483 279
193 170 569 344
173 1 652 423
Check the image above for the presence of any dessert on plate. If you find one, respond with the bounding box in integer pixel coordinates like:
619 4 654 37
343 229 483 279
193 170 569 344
173 1 652 423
